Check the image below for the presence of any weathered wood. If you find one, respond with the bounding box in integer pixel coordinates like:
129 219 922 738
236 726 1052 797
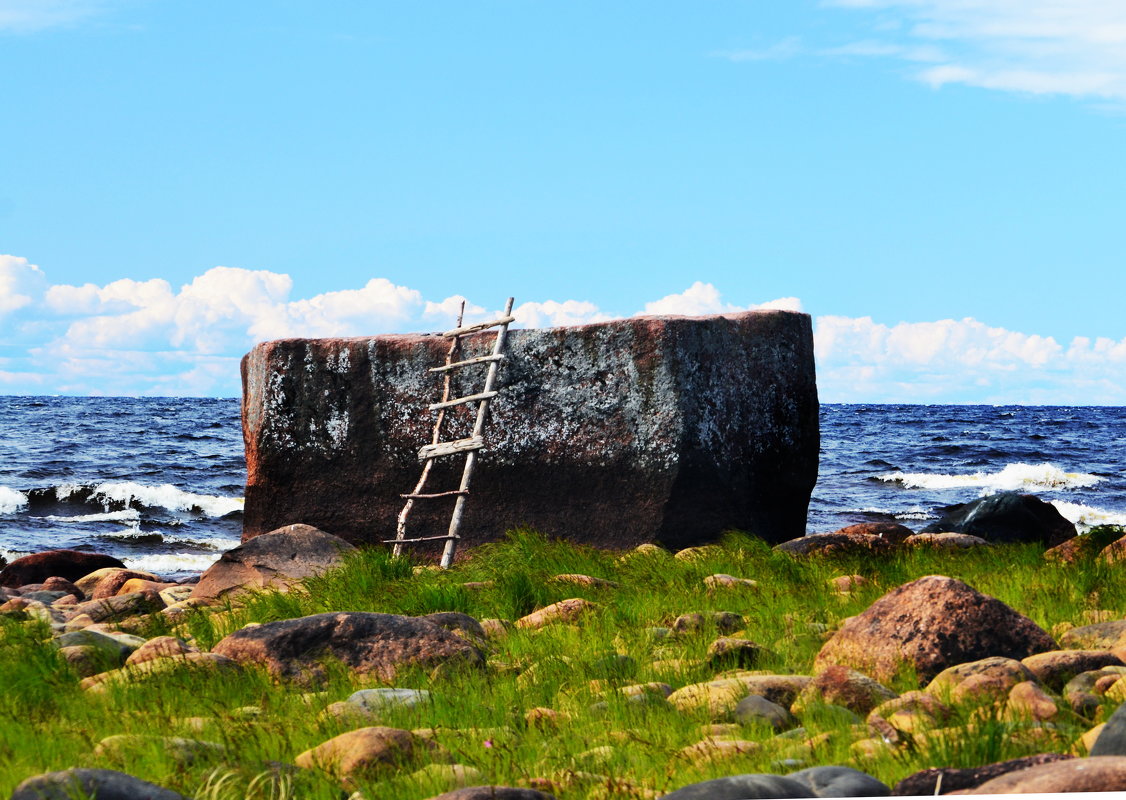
441 297 515 569
418 436 485 461
428 354 505 373
441 315 516 338
393 301 466 556
382 534 461 544
400 490 469 499
428 391 498 412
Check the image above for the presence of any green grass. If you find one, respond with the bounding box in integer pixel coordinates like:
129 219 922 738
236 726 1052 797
3 528 1126 799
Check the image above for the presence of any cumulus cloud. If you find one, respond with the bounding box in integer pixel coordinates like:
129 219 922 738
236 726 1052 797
0 255 46 316
825 0 1126 100
641 281 803 316
5 259 1125 402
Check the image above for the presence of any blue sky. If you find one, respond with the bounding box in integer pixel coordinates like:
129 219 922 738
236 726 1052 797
1 0 1124 402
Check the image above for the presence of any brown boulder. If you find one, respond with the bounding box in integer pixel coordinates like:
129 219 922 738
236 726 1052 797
832 522 914 544
1045 526 1125 564
960 755 1126 793
792 665 897 715
241 311 819 550
0 550 126 588
1021 650 1125 691
191 524 356 600
814 575 1057 684
891 753 1073 795
773 532 892 557
295 726 448 778
903 532 991 549
89 569 163 600
1060 619 1126 650
70 590 165 624
211 612 484 684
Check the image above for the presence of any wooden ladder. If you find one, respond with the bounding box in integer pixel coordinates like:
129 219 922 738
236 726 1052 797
388 297 515 568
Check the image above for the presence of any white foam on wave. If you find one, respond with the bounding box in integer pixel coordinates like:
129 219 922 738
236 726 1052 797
850 505 936 521
0 486 29 514
1051 501 1126 531
84 481 243 517
878 462 1103 493
123 552 222 575
40 509 142 525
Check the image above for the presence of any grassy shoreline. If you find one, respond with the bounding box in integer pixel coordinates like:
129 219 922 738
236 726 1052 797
3 530 1125 798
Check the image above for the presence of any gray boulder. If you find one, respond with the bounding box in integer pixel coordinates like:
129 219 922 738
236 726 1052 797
920 492 1075 547
10 768 187 800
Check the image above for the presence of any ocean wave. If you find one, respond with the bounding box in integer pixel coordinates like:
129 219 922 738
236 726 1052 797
0 486 29 514
850 506 936 522
122 552 223 575
1051 501 1126 531
39 509 142 525
54 481 243 517
877 462 1103 493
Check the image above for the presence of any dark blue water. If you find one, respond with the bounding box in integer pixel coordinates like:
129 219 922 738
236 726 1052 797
2 398 1124 576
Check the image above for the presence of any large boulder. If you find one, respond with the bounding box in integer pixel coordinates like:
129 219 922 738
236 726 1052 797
240 311 818 550
814 575 1057 684
961 756 1126 793
891 753 1073 795
0 550 126 588
190 523 356 600
211 611 485 684
919 492 1075 546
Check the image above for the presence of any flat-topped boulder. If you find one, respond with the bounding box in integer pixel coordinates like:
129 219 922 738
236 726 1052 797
241 311 818 549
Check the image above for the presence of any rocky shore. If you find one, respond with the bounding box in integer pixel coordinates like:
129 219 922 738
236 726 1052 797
4 502 1126 798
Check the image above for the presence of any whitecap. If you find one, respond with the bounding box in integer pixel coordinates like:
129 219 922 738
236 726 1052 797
89 481 244 517
122 552 223 575
0 486 29 514
39 509 142 525
877 462 1103 493
1051 501 1126 532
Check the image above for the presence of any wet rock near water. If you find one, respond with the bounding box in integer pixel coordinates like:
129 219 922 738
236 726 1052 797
919 491 1076 546
0 550 126 588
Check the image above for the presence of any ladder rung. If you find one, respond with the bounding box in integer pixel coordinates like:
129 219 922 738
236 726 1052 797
400 490 469 499
429 354 506 373
383 534 461 544
418 436 484 460
429 391 498 411
442 316 516 338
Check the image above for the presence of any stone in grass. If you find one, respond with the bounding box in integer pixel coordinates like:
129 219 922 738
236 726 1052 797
88 568 164 600
773 532 893 558
55 629 135 663
69 590 166 624
424 788 558 800
515 598 600 630
1091 699 1126 755
792 665 898 716
925 656 1038 702
671 611 744 635
1021 649 1124 691
345 688 432 714
125 636 199 667
191 523 357 600
832 522 915 545
295 726 449 779
9 768 188 800
659 766 888 799
212 612 484 685
733 694 798 732
80 653 242 693
1061 619 1126 650
814 575 1057 684
1045 525 1126 564
891 753 1074 795
903 532 991 549
421 612 488 643
960 755 1126 793
706 638 765 670
94 734 225 765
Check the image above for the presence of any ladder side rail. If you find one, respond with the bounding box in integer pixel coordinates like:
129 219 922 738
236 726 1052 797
440 297 515 568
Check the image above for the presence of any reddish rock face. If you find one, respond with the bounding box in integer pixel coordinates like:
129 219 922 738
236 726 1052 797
0 550 126 588
240 311 818 550
814 575 1057 684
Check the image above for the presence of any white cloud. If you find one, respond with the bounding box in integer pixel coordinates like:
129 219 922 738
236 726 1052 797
642 281 803 316
3 258 1124 403
0 0 108 33
713 37 803 62
0 255 46 315
826 0 1126 100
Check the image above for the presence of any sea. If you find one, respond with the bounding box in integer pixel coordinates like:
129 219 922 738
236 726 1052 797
1 398 1125 578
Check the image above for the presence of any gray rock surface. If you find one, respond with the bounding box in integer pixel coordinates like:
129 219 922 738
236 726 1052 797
211 611 484 685
9 768 188 800
190 523 356 600
1091 700 1126 756
659 773 810 799
787 766 889 797
241 310 818 549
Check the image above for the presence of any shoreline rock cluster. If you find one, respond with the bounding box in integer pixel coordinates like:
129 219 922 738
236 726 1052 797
5 509 1126 798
